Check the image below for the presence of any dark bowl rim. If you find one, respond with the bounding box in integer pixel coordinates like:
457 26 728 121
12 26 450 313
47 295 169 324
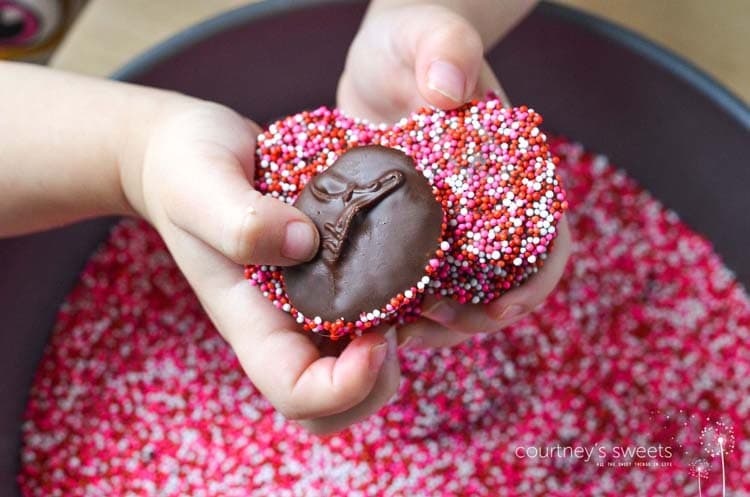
111 0 750 130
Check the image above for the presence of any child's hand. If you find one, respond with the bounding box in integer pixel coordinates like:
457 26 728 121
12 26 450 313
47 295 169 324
2 62 398 435
123 102 401 434
337 1 572 348
338 1 524 124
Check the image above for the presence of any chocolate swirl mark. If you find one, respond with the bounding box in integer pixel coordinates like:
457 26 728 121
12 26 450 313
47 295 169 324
310 170 405 263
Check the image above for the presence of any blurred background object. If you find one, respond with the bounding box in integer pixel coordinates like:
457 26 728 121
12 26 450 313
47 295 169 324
14 0 748 105
0 0 86 62
556 0 749 104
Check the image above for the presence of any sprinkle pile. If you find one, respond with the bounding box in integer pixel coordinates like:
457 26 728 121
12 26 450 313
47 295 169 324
246 99 566 338
19 139 750 497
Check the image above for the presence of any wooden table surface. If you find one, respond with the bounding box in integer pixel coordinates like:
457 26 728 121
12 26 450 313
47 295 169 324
51 0 749 104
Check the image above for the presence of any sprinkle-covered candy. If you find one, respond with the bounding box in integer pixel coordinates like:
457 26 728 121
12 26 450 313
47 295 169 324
245 97 567 338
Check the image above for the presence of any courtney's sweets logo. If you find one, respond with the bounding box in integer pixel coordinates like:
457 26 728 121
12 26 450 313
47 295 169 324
511 416 737 496
514 444 673 466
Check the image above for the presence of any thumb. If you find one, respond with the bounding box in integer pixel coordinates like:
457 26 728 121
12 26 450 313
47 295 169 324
410 10 485 109
155 126 319 267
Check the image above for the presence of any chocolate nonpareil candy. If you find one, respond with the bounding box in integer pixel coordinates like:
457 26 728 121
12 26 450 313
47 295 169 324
282 146 443 323
246 97 567 338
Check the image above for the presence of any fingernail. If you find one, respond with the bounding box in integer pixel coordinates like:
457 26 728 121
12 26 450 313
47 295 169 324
423 301 455 325
427 60 465 103
399 335 424 350
282 221 318 261
369 341 388 373
496 304 527 327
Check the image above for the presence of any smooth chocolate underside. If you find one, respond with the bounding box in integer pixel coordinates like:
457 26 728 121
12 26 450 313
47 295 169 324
282 146 443 323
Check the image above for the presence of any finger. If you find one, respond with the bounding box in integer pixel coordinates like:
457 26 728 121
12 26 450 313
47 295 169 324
158 223 389 421
421 215 572 334
397 318 472 350
472 61 511 108
153 117 319 266
336 65 411 124
299 327 401 435
230 306 394 421
336 6 428 124
408 7 485 108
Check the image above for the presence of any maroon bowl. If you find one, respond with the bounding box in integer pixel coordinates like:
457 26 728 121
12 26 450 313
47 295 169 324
1 2 747 494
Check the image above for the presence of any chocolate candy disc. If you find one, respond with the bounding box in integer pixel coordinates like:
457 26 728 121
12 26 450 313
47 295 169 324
282 145 443 323
246 99 567 338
